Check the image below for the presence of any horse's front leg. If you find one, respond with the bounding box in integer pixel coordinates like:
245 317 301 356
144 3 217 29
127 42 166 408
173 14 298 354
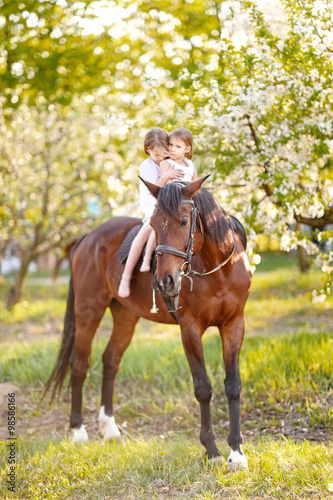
180 324 220 460
219 314 248 471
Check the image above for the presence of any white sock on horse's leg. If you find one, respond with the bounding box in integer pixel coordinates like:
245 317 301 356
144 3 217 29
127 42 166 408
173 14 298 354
227 449 248 472
98 406 122 441
72 424 89 442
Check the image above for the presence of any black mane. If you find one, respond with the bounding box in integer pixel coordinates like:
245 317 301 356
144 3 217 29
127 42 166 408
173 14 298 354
157 182 238 251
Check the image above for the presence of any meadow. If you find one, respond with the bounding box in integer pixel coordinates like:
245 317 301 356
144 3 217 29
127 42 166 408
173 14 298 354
0 252 332 499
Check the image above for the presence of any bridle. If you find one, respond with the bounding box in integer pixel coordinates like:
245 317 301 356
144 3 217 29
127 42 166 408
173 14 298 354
155 198 236 291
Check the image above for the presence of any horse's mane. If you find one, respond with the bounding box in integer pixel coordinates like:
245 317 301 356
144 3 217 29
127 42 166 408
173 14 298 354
157 182 234 251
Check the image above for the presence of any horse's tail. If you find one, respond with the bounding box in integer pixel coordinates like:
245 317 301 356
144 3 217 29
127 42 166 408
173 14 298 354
43 235 86 402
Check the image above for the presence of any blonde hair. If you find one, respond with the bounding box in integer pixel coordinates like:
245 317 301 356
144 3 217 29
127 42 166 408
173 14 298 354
144 128 169 155
169 128 193 160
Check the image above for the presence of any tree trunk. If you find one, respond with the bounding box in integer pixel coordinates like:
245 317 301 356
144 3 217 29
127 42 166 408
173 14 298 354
295 222 310 273
296 245 310 273
6 250 34 309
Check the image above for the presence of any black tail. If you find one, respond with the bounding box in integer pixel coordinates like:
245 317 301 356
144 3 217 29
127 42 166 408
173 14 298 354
43 235 86 402
43 273 76 401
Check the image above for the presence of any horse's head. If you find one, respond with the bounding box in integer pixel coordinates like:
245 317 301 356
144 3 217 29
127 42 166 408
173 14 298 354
141 176 209 298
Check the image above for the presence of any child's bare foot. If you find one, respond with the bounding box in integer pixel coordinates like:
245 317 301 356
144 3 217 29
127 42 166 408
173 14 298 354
118 276 131 297
140 261 150 272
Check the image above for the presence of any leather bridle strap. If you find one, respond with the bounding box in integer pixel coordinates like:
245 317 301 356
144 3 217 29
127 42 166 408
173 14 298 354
188 239 236 277
155 199 195 261
155 197 235 280
155 245 188 260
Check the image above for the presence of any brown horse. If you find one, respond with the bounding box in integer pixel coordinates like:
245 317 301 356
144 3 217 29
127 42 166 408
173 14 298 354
45 176 252 470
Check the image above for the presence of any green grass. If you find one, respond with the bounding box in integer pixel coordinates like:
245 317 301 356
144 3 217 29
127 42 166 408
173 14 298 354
0 437 332 499
0 252 332 499
0 330 332 429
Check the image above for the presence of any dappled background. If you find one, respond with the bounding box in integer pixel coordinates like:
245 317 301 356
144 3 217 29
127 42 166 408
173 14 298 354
0 1 333 499
1 0 332 307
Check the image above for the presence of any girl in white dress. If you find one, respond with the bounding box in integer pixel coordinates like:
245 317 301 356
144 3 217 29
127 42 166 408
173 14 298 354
140 128 198 272
118 128 184 298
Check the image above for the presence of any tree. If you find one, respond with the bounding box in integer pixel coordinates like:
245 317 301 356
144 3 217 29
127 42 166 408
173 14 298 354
1 0 228 307
0 98 139 308
172 0 333 299
0 0 222 111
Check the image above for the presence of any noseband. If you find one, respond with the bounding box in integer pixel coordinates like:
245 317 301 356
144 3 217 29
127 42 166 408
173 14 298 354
155 198 236 282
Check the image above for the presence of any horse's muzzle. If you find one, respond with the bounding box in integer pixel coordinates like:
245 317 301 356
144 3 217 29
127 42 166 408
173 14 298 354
154 273 181 298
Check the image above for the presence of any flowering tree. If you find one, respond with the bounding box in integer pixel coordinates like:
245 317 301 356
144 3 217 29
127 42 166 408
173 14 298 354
0 99 138 308
175 0 333 300
2 0 333 305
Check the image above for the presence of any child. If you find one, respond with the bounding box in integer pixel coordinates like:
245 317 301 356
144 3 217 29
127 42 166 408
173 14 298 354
140 128 198 272
161 127 197 183
118 128 184 298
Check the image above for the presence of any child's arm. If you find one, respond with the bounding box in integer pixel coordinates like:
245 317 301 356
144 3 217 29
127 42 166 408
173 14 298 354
192 167 198 181
157 160 184 186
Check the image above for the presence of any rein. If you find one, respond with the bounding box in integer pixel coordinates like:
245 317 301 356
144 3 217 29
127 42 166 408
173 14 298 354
155 198 236 289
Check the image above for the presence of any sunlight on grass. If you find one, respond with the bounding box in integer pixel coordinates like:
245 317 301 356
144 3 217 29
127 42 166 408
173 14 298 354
215 438 333 500
0 299 66 327
0 436 332 499
1 330 331 431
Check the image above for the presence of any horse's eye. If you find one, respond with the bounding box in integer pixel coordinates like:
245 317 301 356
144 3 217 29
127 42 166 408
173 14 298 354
180 218 189 228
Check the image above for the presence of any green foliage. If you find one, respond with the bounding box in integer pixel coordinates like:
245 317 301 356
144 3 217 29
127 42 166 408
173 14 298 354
173 0 333 296
0 0 222 110
2 0 333 302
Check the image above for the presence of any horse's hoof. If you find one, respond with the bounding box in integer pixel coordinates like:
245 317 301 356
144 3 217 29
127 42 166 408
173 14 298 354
72 424 89 442
227 450 248 472
98 406 122 442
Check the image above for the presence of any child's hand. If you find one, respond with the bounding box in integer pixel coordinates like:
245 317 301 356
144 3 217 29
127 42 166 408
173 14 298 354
159 160 185 186
165 168 184 181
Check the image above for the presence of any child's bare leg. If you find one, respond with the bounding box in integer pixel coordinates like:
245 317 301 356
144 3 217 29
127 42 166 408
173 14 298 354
118 225 151 297
140 230 156 272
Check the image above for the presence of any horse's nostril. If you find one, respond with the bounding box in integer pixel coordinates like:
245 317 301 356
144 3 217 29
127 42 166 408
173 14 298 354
155 273 176 295
164 273 174 290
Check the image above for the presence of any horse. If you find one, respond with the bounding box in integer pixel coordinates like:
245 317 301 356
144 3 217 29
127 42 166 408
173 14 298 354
45 176 252 471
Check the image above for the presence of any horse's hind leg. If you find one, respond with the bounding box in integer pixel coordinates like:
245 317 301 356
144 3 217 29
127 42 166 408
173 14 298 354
99 299 139 441
70 303 107 442
219 314 248 471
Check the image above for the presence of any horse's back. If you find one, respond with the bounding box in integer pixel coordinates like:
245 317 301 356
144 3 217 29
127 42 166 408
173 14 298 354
71 217 141 289
76 217 140 252
88 216 141 241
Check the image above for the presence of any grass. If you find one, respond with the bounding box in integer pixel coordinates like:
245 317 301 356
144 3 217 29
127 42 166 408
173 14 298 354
0 252 332 499
0 437 332 499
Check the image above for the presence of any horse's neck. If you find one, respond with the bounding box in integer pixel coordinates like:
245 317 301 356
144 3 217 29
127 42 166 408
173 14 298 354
200 228 234 269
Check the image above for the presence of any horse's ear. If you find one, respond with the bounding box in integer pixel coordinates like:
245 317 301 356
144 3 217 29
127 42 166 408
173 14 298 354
139 176 161 199
182 174 210 198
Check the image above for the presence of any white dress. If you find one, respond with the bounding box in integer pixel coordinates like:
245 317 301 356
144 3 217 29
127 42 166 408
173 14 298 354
164 159 195 183
139 157 195 219
139 158 161 218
